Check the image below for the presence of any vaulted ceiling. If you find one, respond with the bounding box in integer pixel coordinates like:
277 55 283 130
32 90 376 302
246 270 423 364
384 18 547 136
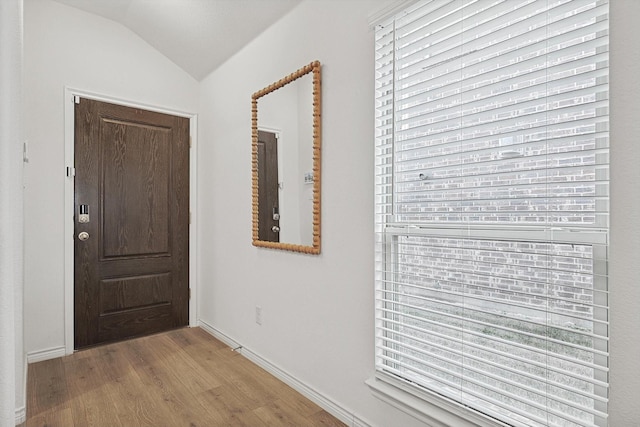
52 0 302 80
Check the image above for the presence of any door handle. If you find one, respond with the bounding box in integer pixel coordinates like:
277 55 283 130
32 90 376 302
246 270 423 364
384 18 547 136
271 225 280 233
78 231 90 241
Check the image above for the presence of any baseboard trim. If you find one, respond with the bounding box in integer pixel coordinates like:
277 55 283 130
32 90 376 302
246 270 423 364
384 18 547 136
239 349 357 425
15 405 26 425
15 353 27 425
197 320 370 427
197 320 241 349
27 346 66 364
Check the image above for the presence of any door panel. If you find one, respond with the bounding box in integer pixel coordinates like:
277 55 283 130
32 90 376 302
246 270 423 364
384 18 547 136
74 98 189 349
98 273 172 313
102 119 171 257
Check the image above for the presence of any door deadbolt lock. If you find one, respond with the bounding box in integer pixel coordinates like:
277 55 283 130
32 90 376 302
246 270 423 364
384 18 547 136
78 231 90 241
78 204 90 223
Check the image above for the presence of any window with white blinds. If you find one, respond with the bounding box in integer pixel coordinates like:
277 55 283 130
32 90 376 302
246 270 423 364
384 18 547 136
374 1 609 426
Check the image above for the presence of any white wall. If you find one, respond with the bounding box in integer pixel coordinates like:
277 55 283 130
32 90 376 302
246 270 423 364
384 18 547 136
22 0 199 355
198 1 640 426
609 0 640 425
197 1 427 425
0 1 25 424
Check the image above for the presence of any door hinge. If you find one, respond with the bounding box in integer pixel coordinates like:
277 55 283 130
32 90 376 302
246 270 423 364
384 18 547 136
73 95 80 104
189 288 192 299
66 166 76 177
189 136 192 148
189 212 192 224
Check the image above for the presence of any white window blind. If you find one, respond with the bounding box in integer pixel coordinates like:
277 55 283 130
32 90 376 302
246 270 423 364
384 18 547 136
374 1 609 426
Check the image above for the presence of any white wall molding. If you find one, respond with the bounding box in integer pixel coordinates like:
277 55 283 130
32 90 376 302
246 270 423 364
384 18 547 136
197 321 369 427
63 87 199 355
14 406 25 425
26 346 66 364
366 375 509 427
239 349 362 427
16 354 27 425
15 405 25 425
197 320 240 349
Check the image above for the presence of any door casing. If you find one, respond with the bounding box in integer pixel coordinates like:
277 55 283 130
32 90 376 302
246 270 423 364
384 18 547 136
63 87 198 354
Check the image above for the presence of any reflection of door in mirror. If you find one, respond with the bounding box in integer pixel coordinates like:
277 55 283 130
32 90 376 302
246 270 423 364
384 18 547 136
251 60 321 254
257 130 279 242
258 76 312 246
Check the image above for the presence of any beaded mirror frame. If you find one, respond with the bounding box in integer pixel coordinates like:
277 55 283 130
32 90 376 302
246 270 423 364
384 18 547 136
251 61 322 254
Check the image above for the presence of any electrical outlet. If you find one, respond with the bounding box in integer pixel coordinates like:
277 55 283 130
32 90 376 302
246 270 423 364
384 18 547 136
255 306 262 325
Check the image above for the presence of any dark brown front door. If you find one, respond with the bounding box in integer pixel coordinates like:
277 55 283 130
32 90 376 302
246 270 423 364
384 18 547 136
74 98 189 349
257 130 280 242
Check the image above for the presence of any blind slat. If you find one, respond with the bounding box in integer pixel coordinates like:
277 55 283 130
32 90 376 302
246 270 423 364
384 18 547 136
378 324 609 395
379 359 608 426
378 340 609 412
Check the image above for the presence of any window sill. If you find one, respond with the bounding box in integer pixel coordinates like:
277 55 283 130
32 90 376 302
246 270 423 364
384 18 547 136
366 373 509 427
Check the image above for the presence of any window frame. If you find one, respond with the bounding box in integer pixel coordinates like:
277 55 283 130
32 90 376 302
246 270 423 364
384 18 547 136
371 1 610 425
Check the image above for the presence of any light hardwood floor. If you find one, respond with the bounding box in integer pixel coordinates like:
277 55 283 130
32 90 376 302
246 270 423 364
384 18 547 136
24 327 346 427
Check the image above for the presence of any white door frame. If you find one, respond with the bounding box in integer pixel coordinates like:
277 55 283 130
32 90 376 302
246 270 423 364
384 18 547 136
63 87 199 355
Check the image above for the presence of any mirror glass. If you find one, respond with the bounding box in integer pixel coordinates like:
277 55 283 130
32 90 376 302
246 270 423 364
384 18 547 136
252 61 321 254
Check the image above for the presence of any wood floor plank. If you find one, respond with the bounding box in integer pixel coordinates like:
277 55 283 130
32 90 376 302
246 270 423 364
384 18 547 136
63 355 123 427
91 344 162 426
165 325 226 349
196 386 270 427
268 381 325 417
308 409 349 427
121 338 203 426
26 357 70 417
254 399 318 427
26 406 74 427
24 327 347 427
146 333 224 393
